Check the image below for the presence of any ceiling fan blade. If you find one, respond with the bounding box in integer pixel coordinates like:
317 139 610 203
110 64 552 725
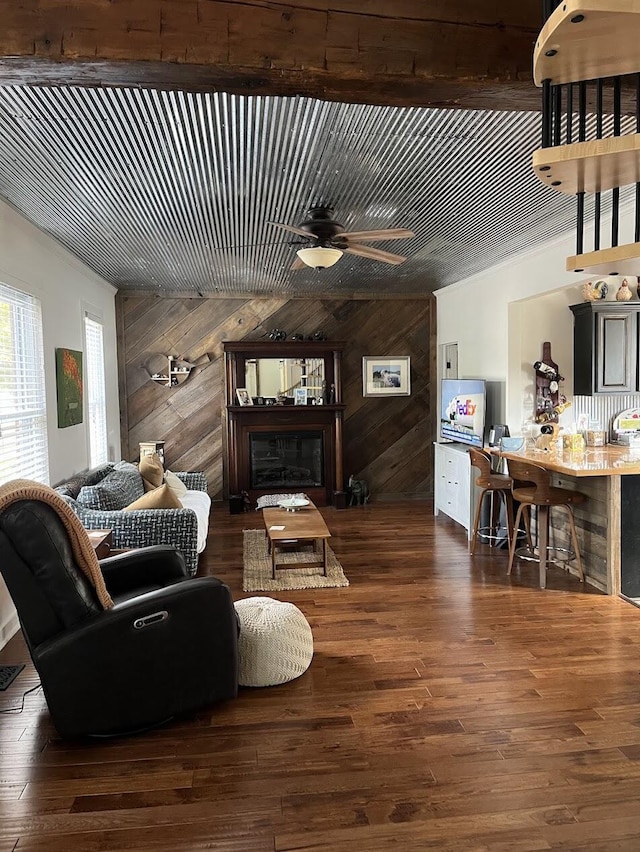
290 256 306 270
344 244 407 265
268 221 312 239
340 228 414 242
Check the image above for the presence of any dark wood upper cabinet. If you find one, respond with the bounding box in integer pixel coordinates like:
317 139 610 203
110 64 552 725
570 302 640 395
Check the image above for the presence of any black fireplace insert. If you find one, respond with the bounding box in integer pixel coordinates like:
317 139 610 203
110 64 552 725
249 431 324 490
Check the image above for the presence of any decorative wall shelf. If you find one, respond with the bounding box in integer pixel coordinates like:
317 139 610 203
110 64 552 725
533 134 640 195
566 241 640 274
534 1 640 86
150 355 196 387
151 354 211 388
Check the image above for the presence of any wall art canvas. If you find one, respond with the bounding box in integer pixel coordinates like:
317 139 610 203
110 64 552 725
56 347 83 427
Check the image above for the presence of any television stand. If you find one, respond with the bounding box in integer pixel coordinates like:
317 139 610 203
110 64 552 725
433 442 472 538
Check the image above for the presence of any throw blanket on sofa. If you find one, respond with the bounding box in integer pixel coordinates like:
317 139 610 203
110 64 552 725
0 479 113 609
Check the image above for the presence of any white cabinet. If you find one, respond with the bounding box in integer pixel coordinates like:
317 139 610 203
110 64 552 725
434 442 471 536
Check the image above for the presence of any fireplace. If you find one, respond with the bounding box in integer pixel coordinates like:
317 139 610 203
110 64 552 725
224 340 345 507
250 431 324 490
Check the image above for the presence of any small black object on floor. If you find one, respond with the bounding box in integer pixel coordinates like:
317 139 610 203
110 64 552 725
0 664 25 691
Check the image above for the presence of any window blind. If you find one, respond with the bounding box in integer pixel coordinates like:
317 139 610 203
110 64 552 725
0 283 49 484
84 314 108 467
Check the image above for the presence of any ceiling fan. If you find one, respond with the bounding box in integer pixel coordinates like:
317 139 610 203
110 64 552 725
268 206 415 270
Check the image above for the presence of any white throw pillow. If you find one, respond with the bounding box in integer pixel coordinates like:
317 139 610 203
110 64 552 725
180 490 211 553
255 492 306 510
164 469 188 499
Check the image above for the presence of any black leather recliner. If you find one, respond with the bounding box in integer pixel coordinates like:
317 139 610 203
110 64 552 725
0 499 238 738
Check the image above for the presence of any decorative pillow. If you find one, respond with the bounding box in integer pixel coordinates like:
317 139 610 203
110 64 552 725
85 463 115 486
77 480 128 511
139 453 164 491
77 465 144 510
164 469 188 499
255 492 307 510
55 480 83 500
114 460 140 474
124 483 182 511
57 493 79 509
54 463 115 500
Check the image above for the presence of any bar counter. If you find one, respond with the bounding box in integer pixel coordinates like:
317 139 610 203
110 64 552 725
491 443 640 597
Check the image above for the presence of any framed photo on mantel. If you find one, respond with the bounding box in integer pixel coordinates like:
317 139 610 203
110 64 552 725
236 388 253 406
294 387 308 406
362 356 411 397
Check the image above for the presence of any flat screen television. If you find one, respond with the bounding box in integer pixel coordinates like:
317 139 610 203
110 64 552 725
440 378 486 448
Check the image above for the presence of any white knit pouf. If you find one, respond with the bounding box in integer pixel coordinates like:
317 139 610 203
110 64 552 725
234 596 313 687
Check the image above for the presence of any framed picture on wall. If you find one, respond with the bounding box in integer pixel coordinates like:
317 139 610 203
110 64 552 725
55 347 84 427
236 388 253 406
362 356 411 397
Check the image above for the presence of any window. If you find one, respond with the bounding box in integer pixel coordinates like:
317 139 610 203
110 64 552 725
84 313 108 467
0 282 49 484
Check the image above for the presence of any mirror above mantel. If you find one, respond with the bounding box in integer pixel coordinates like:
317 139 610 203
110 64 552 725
245 357 325 399
224 339 344 406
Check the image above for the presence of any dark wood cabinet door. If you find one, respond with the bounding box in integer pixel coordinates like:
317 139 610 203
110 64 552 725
595 310 636 393
571 302 640 395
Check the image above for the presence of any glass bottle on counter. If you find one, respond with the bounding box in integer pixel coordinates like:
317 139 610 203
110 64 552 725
585 421 606 447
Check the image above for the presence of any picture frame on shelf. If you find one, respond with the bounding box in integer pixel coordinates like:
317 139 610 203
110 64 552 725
362 356 411 397
236 388 253 406
294 387 308 406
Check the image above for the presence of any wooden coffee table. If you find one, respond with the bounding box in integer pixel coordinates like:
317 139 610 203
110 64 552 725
262 501 331 579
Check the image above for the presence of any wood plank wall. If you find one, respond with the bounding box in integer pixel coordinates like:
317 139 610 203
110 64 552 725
116 294 437 502
549 472 609 592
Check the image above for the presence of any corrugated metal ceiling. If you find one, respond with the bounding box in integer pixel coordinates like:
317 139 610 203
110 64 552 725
0 85 583 295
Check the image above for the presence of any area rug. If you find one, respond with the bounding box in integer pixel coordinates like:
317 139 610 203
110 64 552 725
243 529 350 592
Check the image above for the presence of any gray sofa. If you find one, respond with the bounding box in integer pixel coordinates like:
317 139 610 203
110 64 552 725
54 462 209 577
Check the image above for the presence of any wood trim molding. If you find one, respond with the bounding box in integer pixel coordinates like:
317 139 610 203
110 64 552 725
115 294 130 462
608 475 621 596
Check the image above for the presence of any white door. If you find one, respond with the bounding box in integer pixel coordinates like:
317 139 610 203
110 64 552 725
443 343 458 378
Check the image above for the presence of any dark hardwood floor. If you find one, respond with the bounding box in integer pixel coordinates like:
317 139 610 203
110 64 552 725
4 501 640 850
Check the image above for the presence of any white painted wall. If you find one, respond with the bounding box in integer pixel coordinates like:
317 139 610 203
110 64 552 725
434 215 635 434
436 198 640 435
0 199 121 647
507 287 581 431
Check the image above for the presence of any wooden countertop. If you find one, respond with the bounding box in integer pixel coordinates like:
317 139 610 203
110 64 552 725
490 444 640 477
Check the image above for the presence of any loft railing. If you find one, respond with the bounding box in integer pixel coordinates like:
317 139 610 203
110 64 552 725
534 2 640 274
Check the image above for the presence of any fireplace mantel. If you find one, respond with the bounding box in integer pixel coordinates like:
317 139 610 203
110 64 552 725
223 340 345 507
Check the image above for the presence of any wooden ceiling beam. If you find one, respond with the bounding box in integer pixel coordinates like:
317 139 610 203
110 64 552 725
0 1 543 111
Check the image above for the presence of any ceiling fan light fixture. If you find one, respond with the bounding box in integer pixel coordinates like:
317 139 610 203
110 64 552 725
296 246 343 269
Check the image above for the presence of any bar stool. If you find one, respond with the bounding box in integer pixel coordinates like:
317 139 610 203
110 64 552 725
468 448 515 555
506 458 585 589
